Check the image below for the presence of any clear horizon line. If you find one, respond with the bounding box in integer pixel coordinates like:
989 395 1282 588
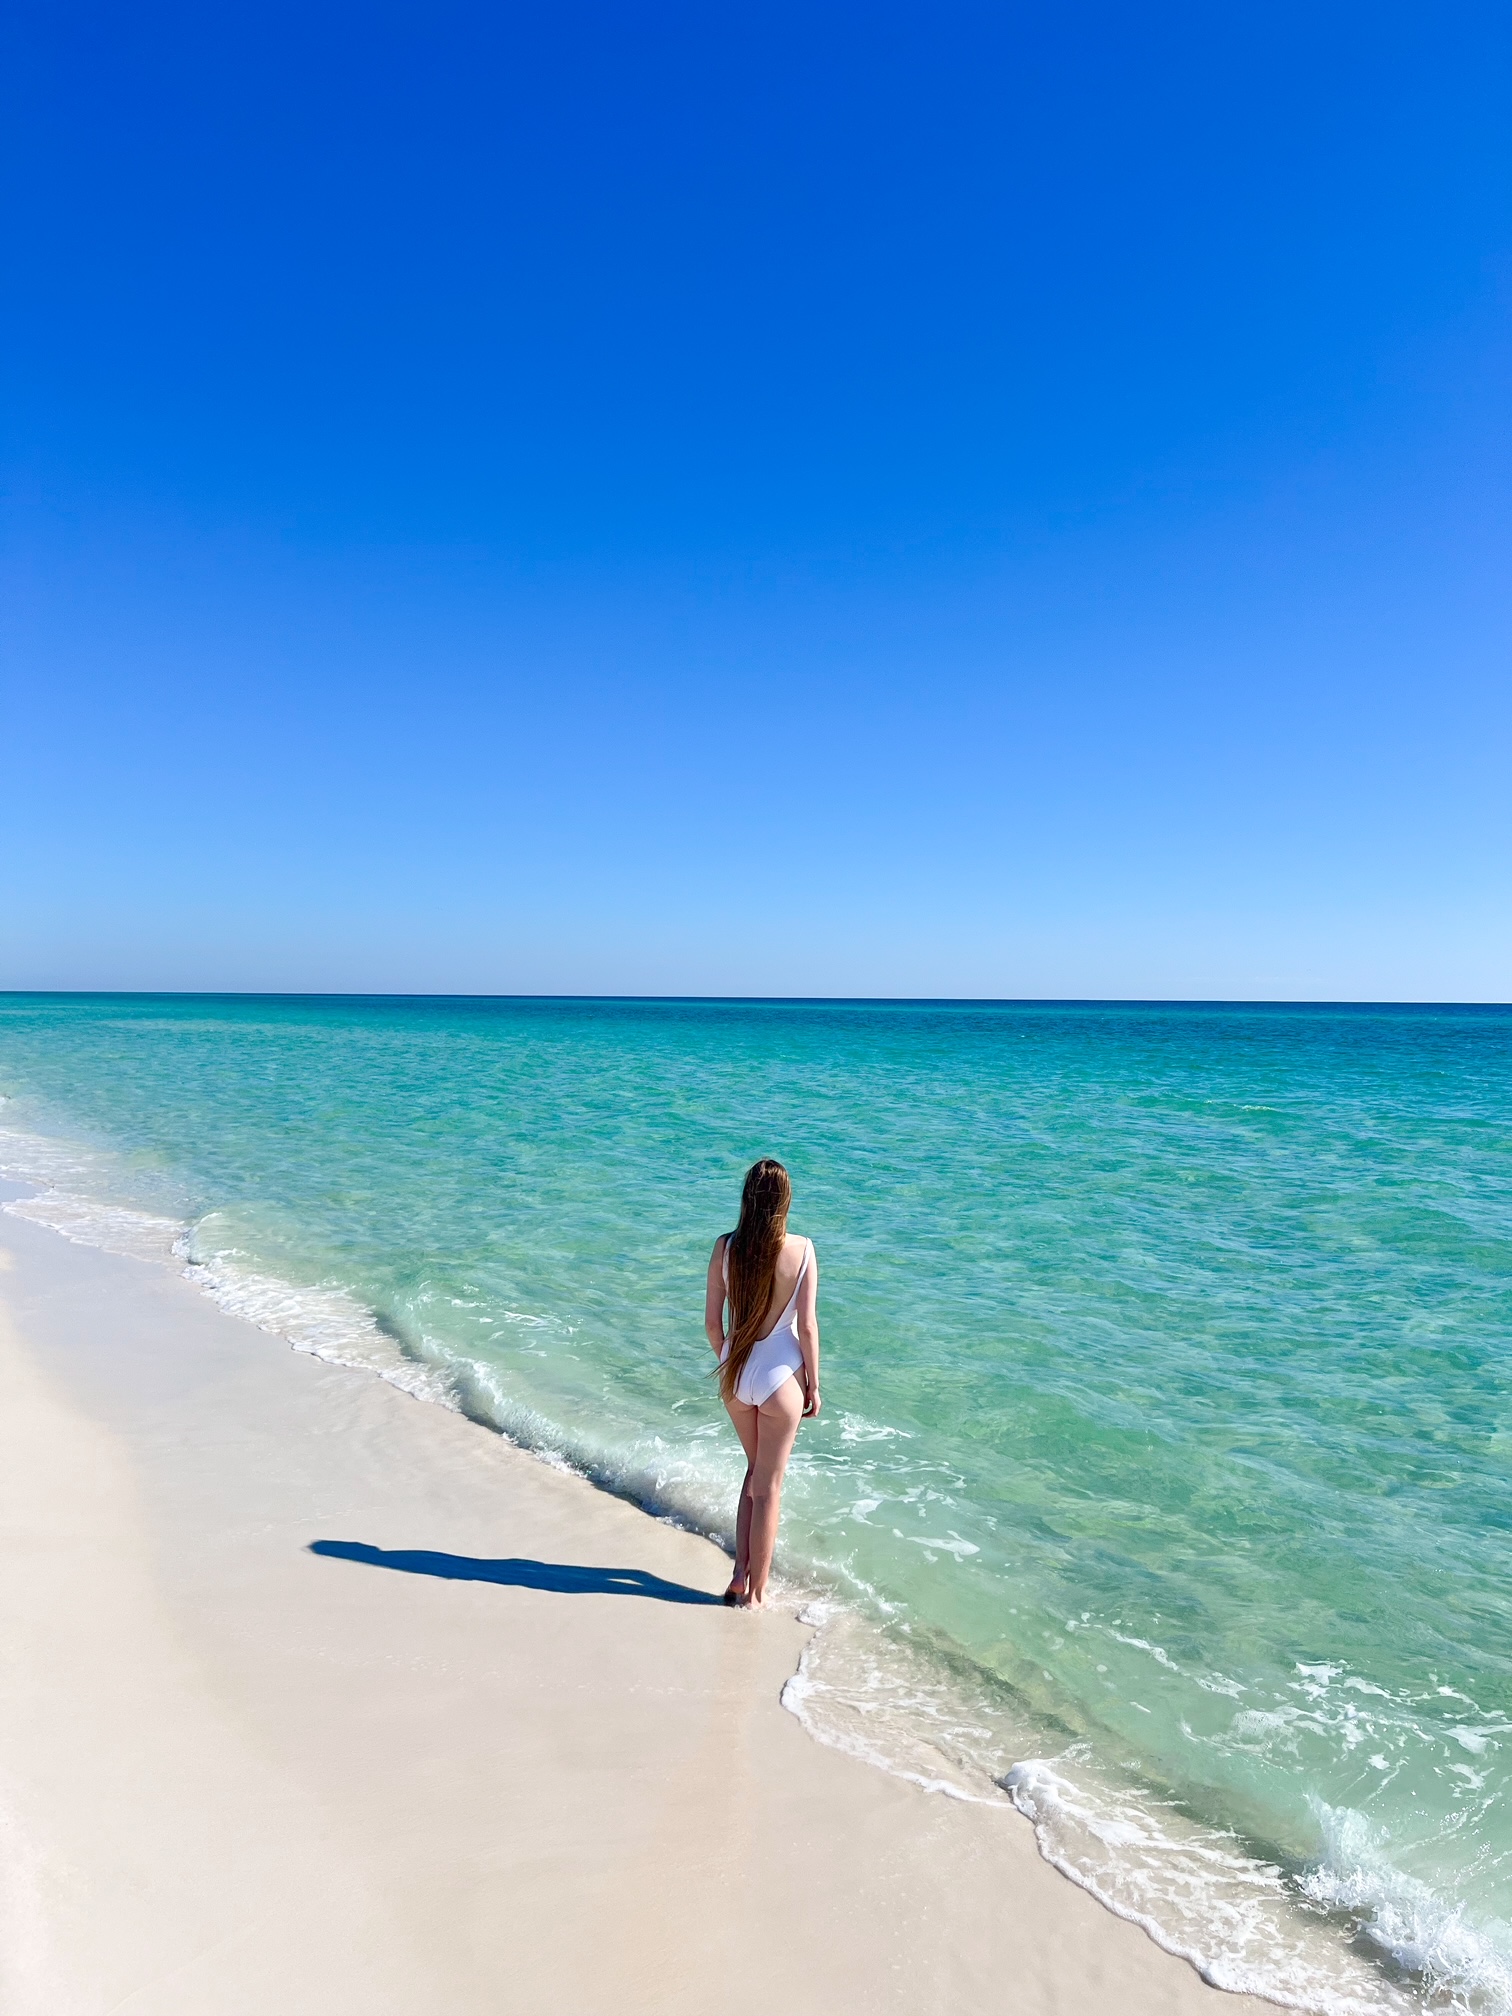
1 990 1507 1011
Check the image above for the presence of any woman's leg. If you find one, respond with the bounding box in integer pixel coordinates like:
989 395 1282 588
745 1377 804 1606
723 1396 760 1597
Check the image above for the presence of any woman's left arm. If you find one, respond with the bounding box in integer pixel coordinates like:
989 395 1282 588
796 1241 821 1416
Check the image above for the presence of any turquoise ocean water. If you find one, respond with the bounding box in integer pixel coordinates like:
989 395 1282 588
1 995 1508 2012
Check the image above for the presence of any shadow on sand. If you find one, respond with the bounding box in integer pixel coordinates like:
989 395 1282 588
309 1538 723 1606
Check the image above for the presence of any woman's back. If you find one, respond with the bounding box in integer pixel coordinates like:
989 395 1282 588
727 1229 807 1342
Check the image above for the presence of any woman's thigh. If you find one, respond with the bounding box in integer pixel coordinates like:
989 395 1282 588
753 1377 804 1488
724 1395 760 1468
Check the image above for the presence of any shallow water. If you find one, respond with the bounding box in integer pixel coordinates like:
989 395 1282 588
1 995 1508 2013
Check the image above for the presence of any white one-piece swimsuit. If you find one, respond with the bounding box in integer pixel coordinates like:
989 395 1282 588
720 1236 810 1407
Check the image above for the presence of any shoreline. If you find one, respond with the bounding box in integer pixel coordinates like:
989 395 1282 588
0 1201 1282 2015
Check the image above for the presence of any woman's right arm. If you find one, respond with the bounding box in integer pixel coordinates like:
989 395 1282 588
704 1237 728 1355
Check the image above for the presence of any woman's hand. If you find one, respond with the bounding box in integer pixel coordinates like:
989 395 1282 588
803 1383 822 1419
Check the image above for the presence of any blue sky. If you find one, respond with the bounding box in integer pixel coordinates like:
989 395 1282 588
3 1 1508 997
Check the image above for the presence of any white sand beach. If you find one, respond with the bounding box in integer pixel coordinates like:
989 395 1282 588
0 1205 1279 2016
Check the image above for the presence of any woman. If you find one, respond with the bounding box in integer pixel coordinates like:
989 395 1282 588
705 1158 821 1608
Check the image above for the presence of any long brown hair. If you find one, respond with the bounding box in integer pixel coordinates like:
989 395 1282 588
717 1158 793 1403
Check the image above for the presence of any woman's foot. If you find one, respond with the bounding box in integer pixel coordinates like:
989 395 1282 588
722 1573 750 1605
